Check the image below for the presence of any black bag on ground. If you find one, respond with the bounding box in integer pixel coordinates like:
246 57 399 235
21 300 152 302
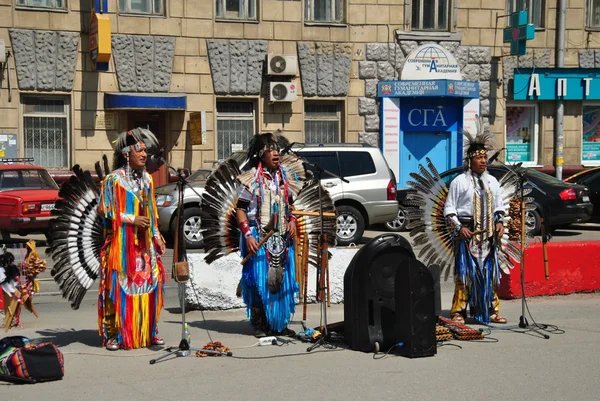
0 336 64 383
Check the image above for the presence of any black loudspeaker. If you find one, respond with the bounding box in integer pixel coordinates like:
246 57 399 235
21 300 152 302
344 234 415 353
395 258 437 358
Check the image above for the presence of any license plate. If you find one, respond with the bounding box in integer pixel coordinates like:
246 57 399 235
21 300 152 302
41 203 55 211
583 196 590 202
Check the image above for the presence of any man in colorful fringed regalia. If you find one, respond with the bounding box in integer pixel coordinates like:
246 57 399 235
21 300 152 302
444 126 508 325
98 128 167 350
235 132 302 338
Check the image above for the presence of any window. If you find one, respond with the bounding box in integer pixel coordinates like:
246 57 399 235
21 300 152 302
588 0 600 28
22 96 70 169
507 0 545 28
339 152 375 177
216 101 255 160
304 102 341 144
15 0 65 10
119 0 164 15
216 0 257 20
582 105 600 164
298 151 339 179
305 0 344 23
411 0 450 31
505 104 539 164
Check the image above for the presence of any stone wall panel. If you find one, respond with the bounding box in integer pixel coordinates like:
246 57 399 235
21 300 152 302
154 36 176 92
332 44 352 96
247 40 268 94
56 32 79 91
229 40 249 94
134 36 155 92
297 42 316 96
298 41 352 97
579 49 595 68
316 43 334 96
207 39 230 94
207 39 267 95
9 29 79 91
112 35 137 91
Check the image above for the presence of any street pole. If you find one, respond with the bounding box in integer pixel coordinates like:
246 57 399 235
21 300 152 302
555 0 567 180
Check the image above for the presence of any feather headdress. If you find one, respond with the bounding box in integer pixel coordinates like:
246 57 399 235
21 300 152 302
463 116 496 163
247 129 290 168
112 127 160 170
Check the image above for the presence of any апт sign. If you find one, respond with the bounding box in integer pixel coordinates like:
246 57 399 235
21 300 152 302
401 44 462 81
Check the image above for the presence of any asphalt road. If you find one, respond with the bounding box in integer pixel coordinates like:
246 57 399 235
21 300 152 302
3 226 600 400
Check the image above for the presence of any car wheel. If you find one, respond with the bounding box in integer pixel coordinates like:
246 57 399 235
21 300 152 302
525 209 541 236
385 206 409 232
336 205 365 246
171 207 204 249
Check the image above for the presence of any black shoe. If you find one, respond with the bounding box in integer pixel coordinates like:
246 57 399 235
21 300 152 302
274 327 296 337
253 327 268 338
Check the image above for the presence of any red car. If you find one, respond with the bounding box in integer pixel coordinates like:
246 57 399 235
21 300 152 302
0 160 60 240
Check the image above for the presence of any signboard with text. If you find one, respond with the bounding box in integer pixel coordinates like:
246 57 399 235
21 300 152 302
378 80 479 99
380 97 400 185
400 44 462 80
514 68 600 100
89 1 111 72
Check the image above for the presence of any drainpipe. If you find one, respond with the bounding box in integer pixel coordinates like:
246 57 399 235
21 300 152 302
555 0 566 179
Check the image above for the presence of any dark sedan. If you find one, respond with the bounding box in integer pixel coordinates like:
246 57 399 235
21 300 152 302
564 166 600 221
389 165 593 236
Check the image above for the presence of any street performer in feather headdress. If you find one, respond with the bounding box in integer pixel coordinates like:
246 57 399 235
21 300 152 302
200 131 335 338
235 132 302 337
98 128 167 350
444 122 508 325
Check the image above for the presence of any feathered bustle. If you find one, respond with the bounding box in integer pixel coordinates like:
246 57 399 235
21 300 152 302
46 162 109 309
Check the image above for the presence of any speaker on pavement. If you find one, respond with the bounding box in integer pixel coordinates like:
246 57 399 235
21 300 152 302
344 234 415 352
395 258 437 358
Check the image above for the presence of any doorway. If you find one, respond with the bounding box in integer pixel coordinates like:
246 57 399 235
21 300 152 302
128 111 168 187
400 131 451 187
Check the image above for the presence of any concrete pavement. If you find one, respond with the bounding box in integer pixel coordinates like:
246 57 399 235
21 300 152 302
2 287 600 401
2 225 600 400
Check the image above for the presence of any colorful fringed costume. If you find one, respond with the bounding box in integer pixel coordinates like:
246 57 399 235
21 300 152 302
47 127 166 350
405 118 532 325
97 168 165 349
201 132 336 336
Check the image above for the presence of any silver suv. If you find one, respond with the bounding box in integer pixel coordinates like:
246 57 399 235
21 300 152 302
154 144 398 248
294 143 398 246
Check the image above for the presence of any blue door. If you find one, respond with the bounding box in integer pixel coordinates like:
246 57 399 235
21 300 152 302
400 131 451 188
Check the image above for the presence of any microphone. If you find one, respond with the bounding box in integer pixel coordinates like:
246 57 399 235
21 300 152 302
150 148 165 164
280 142 296 155
487 147 505 164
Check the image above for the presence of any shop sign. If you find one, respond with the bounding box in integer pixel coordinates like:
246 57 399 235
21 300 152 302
514 68 600 100
378 80 478 98
89 10 111 71
399 99 459 132
400 44 462 80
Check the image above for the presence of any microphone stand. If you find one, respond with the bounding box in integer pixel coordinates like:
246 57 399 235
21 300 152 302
150 156 232 364
285 148 349 352
487 156 551 339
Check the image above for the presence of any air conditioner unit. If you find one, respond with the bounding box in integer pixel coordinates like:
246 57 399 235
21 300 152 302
269 82 298 102
267 54 298 76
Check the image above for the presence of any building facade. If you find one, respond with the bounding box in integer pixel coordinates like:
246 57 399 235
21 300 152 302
0 0 599 184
